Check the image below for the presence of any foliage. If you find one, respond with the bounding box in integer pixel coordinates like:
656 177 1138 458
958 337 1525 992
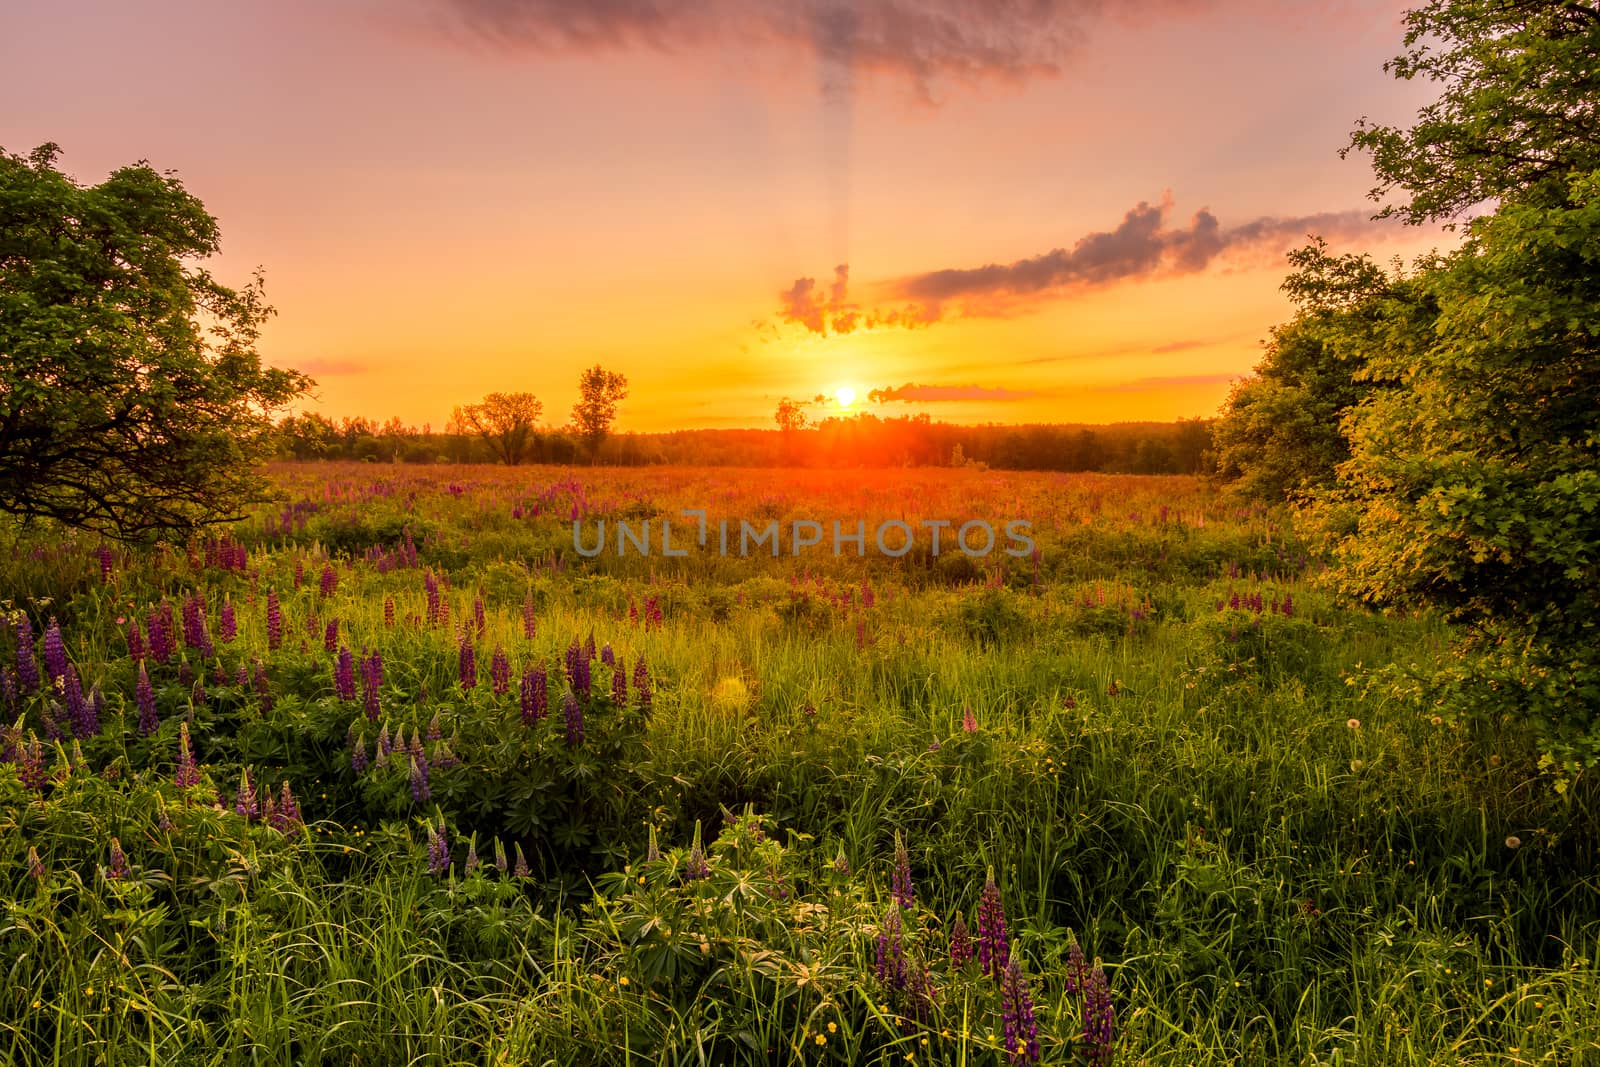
0 144 309 541
572 364 629 461
453 391 544 465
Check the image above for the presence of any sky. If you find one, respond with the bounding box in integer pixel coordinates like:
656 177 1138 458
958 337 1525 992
2 0 1453 431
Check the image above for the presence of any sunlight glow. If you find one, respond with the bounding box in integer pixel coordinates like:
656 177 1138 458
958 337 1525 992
834 386 857 408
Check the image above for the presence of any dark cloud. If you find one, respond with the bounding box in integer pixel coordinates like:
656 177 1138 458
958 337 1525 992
776 263 935 336
867 382 1035 403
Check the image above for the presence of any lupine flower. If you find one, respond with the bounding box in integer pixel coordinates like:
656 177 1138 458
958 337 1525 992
949 912 974 968
646 825 661 863
362 650 383 720
334 646 357 701
27 845 45 880
1064 938 1088 994
978 867 1010 980
14 614 39 693
294 559 305 588
891 831 915 910
465 837 480 874
107 838 128 880
375 724 391 767
562 691 584 747
611 663 627 705
490 646 511 695
235 769 258 821
962 705 978 733
494 838 508 873
383 596 396 627
136 662 158 736
520 666 547 724
18 736 48 792
424 571 442 627
564 641 589 697
218 599 236 643
584 631 596 662
42 619 67 683
352 731 369 772
832 844 850 875
319 563 338 598
274 781 303 832
183 595 214 656
632 659 651 710
410 756 431 803
253 658 273 713
0 668 13 712
175 722 201 788
522 593 537 639
472 596 487 639
148 604 176 663
96 544 114 582
1082 962 1115 1066
427 819 449 874
1001 958 1041 1064
458 634 477 690
513 843 530 878
235 663 249 688
682 821 710 881
426 711 443 741
64 667 96 738
875 905 908 991
178 659 195 687
265 591 283 650
324 619 340 653
125 621 145 661
600 643 614 667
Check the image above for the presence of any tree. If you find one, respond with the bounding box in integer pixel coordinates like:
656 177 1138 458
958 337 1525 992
774 397 807 434
453 392 543 465
0 144 309 541
572 365 628 461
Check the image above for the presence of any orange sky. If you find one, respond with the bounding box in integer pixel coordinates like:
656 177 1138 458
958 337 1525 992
2 0 1452 430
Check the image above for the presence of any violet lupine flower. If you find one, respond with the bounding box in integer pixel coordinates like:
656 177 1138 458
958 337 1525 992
458 634 477 690
891 831 915 910
294 559 305 588
136 663 158 736
464 837 480 874
334 646 357 701
609 661 626 705
427 819 449 874
40 701 62 742
409 756 431 803
236 769 258 821
632 659 651 710
949 912 974 968
473 596 487 639
563 641 588 697
584 632 597 662
324 619 340 654
562 691 584 747
88 685 105 737
235 663 249 688
408 727 427 766
1082 962 1115 1067
978 868 1010 981
424 572 442 627
522 593 536 639
274 781 303 832
383 596 396 628
875 905 908 991
253 658 273 712
319 563 338 598
17 736 48 792
27 845 45 880
490 646 511 696
1 668 14 712
1065 939 1088 995
63 667 91 738
1001 957 1041 1064
96 544 114 582
14 615 39 693
147 605 175 664
361 651 383 720
42 619 67 683
125 621 144 662
175 723 200 788
599 643 614 667
682 822 710 881
183 595 213 656
520 666 547 724
426 712 442 742
375 724 391 768
351 731 369 773
513 843 530 878
265 591 283 651
832 844 850 876
218 599 236 643
178 660 195 687
107 838 128 880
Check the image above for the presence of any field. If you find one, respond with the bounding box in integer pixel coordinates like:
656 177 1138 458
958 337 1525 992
2 462 1597 1065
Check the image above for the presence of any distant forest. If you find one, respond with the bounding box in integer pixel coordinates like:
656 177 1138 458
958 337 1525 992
275 413 1215 474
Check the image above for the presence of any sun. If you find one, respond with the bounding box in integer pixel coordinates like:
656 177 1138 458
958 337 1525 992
834 386 857 408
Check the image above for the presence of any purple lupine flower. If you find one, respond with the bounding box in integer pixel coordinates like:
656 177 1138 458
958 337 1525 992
107 837 128 880
96 544 114 582
1065 939 1088 995
17 736 48 792
562 691 584 747
178 659 195 687
875 905 907 991
87 684 105 737
472 596 487 639
611 662 627 705
978 868 1010 980
183 595 214 656
324 619 340 653
235 662 249 687
14 615 39 693
361 650 382 720
1 668 14 712
262 790 277 829
1082 962 1115 1066
136 662 158 736
27 845 45 880
464 837 480 874
62 666 90 737
125 621 144 662
408 726 427 766
383 596 396 628
490 646 511 695
39 700 62 742
265 591 283 650
950 912 974 968
522 593 537 639
1001 957 1041 1064
520 666 547 724
409 756 431 802
218 599 237 643
319 563 338 598
832 844 850 875
275 781 303 832
147 605 175 663
426 712 442 742
334 646 357 701
253 658 272 712
682 821 710 881
891 831 915 910
375 724 391 767
427 819 449 874
584 631 597 662
235 769 258 821
458 634 477 690
632 659 651 710
513 843 530 878
563 641 587 696
494 838 509 873
175 722 200 788
599 643 614 667
294 559 305 588
351 731 369 773
42 619 67 683
424 571 442 627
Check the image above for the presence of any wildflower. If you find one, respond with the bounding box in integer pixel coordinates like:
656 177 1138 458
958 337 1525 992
1346 718 1361 730
949 912 973 968
563 691 585 747
564 640 590 696
324 619 340 654
646 824 661 863
375 723 391 767
334 646 357 701
962 705 978 733
14 615 40 693
1081 962 1115 1066
612 662 627 705
219 599 237 643
361 650 383 720
522 592 537 639
473 596 487 639
136 662 158 736
17 735 48 791
351 731 369 773
383 596 396 627
427 818 449 875
584 631 596 662
265 591 283 651
891 831 915 910
521 665 548 724
875 905 908 991
633 658 651 710
682 821 710 881
107 838 128 880
458 634 477 690
409 756 431 803
977 867 1010 980
465 837 481 874
96 543 115 582
319 563 338 598
513 842 530 878
274 781 303 832
27 845 45 879
1001 958 1041 1064
600 643 615 666
42 619 67 683
175 722 201 788
1506 836 1522 850
1064 937 1088 995
494 838 508 873
490 646 511 695
183 595 214 656
124 620 145 662
235 769 258 821
832 843 850 875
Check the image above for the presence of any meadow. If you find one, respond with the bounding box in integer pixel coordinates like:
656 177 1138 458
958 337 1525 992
1 462 1596 1066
